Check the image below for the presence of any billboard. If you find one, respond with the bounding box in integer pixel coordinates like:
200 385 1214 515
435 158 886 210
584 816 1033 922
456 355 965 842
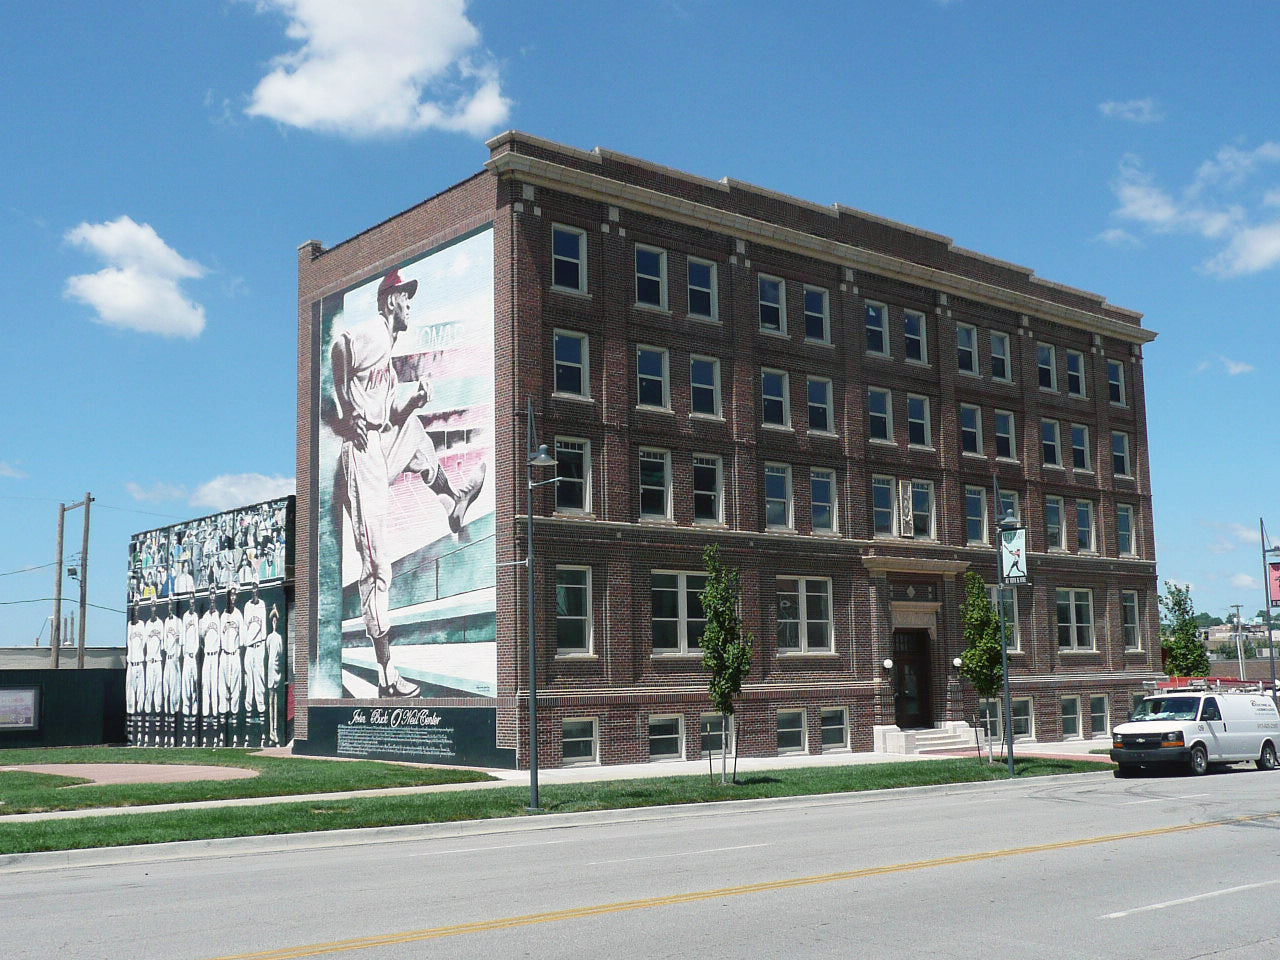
314 225 495 701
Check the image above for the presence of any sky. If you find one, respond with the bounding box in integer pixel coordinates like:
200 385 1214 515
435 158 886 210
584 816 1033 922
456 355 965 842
2 0 1279 646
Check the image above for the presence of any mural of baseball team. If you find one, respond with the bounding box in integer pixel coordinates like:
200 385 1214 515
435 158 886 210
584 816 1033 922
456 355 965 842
125 498 293 747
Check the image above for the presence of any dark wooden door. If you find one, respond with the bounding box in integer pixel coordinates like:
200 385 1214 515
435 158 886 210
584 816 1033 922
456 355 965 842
893 630 932 728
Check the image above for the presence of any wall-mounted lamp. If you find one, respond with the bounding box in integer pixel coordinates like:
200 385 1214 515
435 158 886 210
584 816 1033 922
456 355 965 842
952 657 963 669
882 658 894 670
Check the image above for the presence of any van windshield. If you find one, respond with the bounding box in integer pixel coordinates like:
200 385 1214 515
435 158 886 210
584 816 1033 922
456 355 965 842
1132 697 1199 722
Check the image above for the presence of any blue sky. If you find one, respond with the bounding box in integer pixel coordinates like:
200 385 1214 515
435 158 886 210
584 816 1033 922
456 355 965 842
2 0 1278 646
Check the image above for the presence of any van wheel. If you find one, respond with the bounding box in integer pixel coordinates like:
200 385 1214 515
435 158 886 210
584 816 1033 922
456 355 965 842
1257 742 1277 771
1190 745 1209 775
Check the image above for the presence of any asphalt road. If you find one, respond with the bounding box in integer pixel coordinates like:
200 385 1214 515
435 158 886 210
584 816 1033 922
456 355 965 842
6 766 1280 960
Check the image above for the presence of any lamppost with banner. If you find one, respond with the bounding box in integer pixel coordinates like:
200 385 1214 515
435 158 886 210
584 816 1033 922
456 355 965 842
1260 518 1280 701
993 478 1027 778
523 398 557 810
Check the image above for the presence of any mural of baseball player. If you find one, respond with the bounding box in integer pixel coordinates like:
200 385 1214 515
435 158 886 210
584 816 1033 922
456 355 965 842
161 599 182 746
174 559 196 595
219 584 245 746
180 595 202 747
143 602 164 746
126 607 144 745
200 586 222 746
265 603 285 746
329 268 486 698
241 584 268 747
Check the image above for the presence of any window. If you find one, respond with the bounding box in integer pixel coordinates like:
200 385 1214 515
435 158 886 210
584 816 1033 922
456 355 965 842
804 286 829 342
1041 419 1061 467
700 713 734 756
994 410 1016 460
987 585 1020 650
1057 588 1095 649
555 566 591 654
991 331 1012 382
1061 697 1082 739
693 454 723 524
764 463 793 528
1122 590 1141 650
687 258 718 320
777 710 807 754
820 707 848 752
980 697 1033 739
811 468 836 533
1116 504 1136 556
551 225 586 292
965 486 987 544
1108 359 1127 406
690 355 721 418
907 394 931 447
562 718 597 764
1090 695 1110 737
997 489 1021 524
1066 350 1086 397
652 572 708 654
553 330 588 397
872 476 896 536
865 301 889 355
1112 431 1132 477
1045 495 1065 550
649 715 684 760
807 377 833 433
868 388 893 442
638 448 671 519
636 345 669 410
776 577 832 652
759 274 785 333
910 479 935 539
761 369 790 427
634 245 667 309
554 438 589 512
1070 424 1091 471
904 310 928 363
960 404 982 455
1037 343 1057 390
956 323 978 374
1076 499 1095 552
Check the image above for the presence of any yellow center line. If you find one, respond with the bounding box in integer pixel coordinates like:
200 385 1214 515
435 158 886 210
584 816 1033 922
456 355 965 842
206 811 1279 960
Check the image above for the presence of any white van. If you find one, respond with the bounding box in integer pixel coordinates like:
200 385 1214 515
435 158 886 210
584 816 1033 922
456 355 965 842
1110 687 1280 777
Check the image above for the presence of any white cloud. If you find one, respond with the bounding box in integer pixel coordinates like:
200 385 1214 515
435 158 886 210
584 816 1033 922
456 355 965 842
190 473 295 511
1098 98 1163 124
1198 355 1257 377
64 216 207 337
126 480 188 502
0 461 27 479
1231 573 1261 590
1204 221 1280 277
1096 227 1142 247
1204 520 1259 554
245 0 510 138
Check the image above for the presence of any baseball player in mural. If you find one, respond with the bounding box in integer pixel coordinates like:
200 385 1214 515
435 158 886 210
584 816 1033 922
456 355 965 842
143 602 164 746
220 584 245 745
126 607 145 745
242 584 268 747
162 599 182 746
180 594 202 747
200 586 222 745
265 604 285 746
330 269 486 698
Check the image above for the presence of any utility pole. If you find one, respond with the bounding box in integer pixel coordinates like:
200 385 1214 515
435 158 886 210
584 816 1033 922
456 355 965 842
50 505 65 668
49 493 92 669
1231 603 1245 681
77 491 92 669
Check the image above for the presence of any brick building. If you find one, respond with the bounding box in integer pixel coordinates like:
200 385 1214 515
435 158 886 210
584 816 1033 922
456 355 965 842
294 132 1160 768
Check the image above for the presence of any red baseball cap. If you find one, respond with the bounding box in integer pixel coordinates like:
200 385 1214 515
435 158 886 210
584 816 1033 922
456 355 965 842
377 269 418 301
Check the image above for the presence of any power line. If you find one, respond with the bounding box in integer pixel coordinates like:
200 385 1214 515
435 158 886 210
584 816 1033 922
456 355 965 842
0 597 125 614
0 560 56 578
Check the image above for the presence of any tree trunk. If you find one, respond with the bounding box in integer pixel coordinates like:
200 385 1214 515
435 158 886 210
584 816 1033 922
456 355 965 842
720 711 729 784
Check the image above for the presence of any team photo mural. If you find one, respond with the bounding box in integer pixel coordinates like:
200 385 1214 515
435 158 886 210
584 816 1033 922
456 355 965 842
315 226 496 701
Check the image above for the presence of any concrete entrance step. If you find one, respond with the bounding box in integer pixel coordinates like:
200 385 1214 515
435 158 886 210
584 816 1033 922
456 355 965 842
873 722 984 755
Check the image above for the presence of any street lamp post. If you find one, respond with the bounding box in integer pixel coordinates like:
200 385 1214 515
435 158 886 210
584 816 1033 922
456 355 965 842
1259 519 1279 700
525 398 557 811
994 506 1025 779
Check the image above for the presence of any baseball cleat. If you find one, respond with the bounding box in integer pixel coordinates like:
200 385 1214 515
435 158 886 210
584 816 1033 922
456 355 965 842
448 462 487 533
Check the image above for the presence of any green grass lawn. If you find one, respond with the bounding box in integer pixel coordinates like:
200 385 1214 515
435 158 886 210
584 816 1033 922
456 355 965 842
0 755 1102 855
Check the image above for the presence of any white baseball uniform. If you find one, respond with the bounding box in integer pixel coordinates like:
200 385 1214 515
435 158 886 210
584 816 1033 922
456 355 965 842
241 597 268 713
200 608 222 718
126 617 145 715
162 613 182 714
181 608 201 714
219 603 245 716
143 615 164 713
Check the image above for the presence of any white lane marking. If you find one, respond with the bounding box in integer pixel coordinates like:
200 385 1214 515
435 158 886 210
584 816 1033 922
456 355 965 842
1102 878 1280 919
586 843 770 865
1121 793 1211 805
419 840 568 857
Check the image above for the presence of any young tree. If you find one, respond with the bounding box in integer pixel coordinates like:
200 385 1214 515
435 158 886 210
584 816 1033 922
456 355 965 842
959 571 1004 762
700 544 753 784
1161 581 1210 677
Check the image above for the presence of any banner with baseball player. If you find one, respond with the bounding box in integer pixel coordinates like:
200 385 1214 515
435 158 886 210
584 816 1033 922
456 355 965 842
315 225 496 701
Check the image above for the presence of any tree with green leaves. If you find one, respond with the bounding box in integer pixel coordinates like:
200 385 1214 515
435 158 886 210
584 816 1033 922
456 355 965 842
959 570 1004 762
1160 581 1210 677
700 544 753 784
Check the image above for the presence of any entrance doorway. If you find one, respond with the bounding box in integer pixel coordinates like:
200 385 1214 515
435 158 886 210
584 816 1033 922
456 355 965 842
892 629 932 728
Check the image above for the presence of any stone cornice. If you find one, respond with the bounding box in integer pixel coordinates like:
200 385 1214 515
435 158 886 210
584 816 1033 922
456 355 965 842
861 556 971 577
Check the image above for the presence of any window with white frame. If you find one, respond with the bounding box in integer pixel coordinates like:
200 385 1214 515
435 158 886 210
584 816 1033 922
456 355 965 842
554 437 589 512
869 388 893 442
690 356 721 418
811 468 836 533
764 463 793 529
910 479 935 539
980 697 1033 739
998 489 1021 523
1112 431 1132 477
551 225 587 292
960 403 982 455
1045 495 1066 550
907 394 931 447
761 369 790 427
634 244 667 309
865 301 889 355
777 577 832 652
652 571 707 654
700 713 734 756
687 257 718 320
638 448 671 519
1037 343 1057 390
956 323 978 375
872 475 896 536
995 410 1016 459
1041 419 1062 467
1057 588 1095 649
1107 359 1127 406
555 566 591 654
1076 499 1095 552
807 377 833 433
965 486 987 544
820 707 848 751
1070 423 1091 471
1090 695 1110 737
1066 350 1087 397
1061 696 1082 739
1116 504 1136 556
991 331 1012 382
1122 590 1141 650
987 585 1020 650
553 330 589 397
636 345 669 410
804 286 829 343
759 274 785 333
648 715 684 760
904 310 928 363
777 710 807 754
693 454 723 524
561 718 597 764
